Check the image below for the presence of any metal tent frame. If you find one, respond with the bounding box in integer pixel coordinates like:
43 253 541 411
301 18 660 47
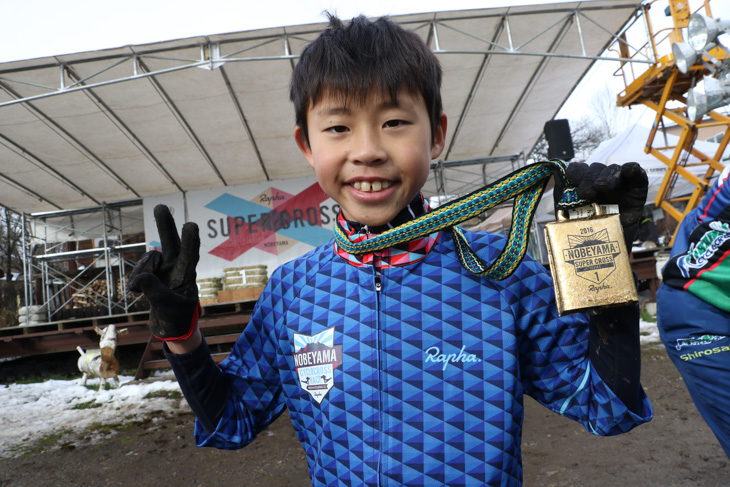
19 201 146 323
1 2 653 324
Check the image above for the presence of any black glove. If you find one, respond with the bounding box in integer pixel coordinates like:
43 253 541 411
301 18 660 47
128 204 201 341
554 162 648 251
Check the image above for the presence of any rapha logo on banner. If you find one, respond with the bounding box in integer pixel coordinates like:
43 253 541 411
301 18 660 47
293 327 342 404
204 182 339 261
562 229 621 284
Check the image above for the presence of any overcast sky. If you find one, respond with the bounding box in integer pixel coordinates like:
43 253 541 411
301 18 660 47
0 0 570 63
1 0 728 123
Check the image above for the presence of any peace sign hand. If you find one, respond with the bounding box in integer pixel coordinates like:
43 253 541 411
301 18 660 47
128 204 201 341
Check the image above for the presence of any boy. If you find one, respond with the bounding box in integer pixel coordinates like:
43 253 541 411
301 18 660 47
129 14 652 486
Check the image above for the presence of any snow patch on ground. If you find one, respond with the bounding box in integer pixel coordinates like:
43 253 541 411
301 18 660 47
0 372 186 458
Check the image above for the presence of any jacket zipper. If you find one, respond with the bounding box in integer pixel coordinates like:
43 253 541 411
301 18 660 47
374 263 383 485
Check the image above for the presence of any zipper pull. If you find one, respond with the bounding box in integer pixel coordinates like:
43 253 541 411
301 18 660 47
375 274 381 292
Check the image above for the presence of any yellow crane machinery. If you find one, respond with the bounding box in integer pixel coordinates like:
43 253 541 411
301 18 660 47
613 0 730 244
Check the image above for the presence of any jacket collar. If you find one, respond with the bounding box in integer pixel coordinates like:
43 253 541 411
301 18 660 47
334 194 441 269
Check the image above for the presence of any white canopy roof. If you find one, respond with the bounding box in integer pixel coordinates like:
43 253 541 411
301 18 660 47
0 1 642 229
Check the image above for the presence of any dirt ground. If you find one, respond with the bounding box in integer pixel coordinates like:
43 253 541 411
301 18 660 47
1 345 727 487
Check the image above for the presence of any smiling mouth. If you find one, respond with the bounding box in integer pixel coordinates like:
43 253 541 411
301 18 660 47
352 181 392 192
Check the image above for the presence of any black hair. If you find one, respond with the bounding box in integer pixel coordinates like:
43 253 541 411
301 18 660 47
290 13 443 146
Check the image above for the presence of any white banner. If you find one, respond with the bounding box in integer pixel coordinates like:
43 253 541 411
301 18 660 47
143 177 338 279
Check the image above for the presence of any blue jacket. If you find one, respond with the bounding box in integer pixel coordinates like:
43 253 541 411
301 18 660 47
192 227 651 486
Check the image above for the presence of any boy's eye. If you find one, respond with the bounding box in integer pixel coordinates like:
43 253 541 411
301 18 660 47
327 125 348 134
384 120 406 128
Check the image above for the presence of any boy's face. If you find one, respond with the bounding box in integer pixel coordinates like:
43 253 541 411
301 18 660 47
295 89 447 228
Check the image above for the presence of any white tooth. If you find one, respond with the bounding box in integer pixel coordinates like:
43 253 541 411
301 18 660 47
371 181 382 192
353 182 361 190
381 181 391 189
361 181 371 192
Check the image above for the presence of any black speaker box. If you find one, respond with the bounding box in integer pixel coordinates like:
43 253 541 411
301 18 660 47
544 119 575 161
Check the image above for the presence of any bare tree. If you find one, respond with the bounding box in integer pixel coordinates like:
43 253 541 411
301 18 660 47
586 83 635 139
0 207 26 326
0 207 25 281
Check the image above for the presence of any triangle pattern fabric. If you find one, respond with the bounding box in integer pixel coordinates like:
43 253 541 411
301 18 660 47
201 227 651 485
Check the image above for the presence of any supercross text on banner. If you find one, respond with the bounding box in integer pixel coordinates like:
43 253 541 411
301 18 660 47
143 177 339 279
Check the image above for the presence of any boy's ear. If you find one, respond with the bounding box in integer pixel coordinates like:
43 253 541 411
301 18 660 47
431 113 448 160
294 126 315 168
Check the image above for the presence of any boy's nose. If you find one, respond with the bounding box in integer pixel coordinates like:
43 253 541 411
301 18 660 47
350 129 386 165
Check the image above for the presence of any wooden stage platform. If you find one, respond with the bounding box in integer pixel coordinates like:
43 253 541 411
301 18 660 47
0 298 259 379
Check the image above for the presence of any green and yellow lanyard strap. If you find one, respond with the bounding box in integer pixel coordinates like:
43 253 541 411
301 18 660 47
334 159 588 280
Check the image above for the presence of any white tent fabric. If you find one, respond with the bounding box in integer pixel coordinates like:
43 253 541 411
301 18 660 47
491 124 728 233
584 124 726 205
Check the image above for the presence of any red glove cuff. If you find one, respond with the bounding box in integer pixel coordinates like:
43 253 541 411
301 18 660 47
154 301 202 342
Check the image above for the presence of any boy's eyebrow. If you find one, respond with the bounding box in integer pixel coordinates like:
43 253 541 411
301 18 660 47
316 105 351 117
315 98 402 117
